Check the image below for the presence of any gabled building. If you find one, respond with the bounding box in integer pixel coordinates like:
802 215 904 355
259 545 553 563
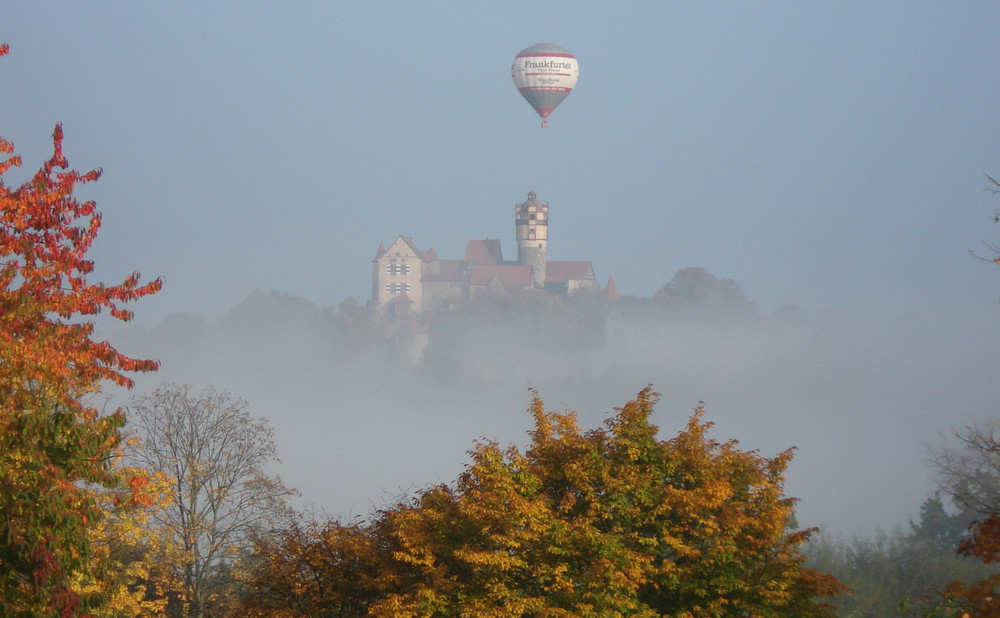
370 191 600 316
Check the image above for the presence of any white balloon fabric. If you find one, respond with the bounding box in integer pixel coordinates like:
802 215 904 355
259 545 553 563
511 43 579 127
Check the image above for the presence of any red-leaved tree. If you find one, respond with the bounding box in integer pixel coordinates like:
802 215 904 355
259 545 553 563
0 42 162 616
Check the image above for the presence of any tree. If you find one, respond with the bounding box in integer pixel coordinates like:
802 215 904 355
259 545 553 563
932 420 1000 519
972 173 1000 267
653 267 756 316
239 519 386 617
930 420 1000 614
240 388 845 616
804 495 987 617
70 453 184 617
940 514 1000 615
0 43 162 617
124 383 296 618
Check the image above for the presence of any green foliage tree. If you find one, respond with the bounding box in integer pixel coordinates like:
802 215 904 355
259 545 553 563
241 388 845 616
805 495 987 617
0 43 162 617
653 267 756 316
125 383 296 618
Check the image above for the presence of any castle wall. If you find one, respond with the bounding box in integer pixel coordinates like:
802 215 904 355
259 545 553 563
422 280 465 312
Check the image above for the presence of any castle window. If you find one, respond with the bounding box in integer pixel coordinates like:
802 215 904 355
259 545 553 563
386 263 411 275
385 282 411 295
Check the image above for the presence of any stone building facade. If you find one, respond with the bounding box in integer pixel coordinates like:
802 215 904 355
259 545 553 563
370 191 599 316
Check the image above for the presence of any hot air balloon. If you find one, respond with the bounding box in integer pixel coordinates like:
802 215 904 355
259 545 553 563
511 43 579 128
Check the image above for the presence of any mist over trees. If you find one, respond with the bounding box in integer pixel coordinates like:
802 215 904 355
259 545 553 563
5 121 998 614
79 178 1000 615
806 495 987 615
652 266 756 317
107 264 1000 540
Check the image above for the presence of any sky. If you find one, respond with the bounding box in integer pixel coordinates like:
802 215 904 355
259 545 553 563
4 2 999 323
3 3 1000 534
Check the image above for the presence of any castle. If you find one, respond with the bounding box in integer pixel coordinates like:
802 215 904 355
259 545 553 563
370 191 601 316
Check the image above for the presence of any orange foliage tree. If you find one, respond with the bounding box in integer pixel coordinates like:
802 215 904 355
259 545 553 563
241 388 845 617
0 41 162 618
239 520 384 617
939 514 1000 615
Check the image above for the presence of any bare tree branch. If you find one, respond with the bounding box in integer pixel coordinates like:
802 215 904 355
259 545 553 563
124 382 297 618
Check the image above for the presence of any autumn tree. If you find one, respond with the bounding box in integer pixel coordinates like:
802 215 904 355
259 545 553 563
0 43 162 617
918 178 1000 614
929 420 1000 614
124 382 297 618
241 388 845 617
71 452 184 617
239 519 386 617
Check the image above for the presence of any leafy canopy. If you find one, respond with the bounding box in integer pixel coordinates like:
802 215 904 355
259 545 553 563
243 388 845 617
0 41 161 618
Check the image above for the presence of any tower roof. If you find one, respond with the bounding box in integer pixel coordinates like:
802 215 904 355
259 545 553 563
606 275 621 301
517 189 546 209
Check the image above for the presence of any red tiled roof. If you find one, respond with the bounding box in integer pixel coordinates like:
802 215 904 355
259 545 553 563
546 261 594 282
464 239 503 266
421 259 466 282
469 265 532 287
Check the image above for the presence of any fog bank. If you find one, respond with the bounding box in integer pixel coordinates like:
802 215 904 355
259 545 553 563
103 290 1000 535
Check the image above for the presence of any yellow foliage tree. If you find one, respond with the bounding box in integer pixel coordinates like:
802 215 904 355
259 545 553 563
242 388 845 617
70 444 189 617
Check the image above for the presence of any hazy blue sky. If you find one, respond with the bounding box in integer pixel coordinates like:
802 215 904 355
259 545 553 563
3 2 998 325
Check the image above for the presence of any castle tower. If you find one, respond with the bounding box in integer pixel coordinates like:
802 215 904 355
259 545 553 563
516 190 548 288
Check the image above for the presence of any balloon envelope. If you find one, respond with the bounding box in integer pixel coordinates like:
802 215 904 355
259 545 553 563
511 43 579 126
